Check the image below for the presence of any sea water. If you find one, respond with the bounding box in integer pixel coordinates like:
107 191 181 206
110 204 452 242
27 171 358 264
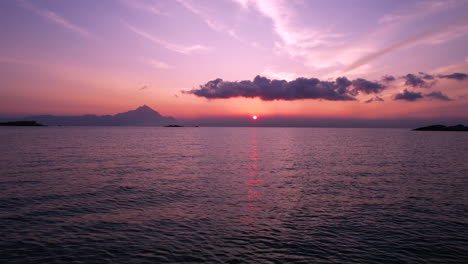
1 127 467 263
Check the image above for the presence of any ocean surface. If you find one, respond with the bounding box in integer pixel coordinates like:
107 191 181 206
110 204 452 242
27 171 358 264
1 127 467 263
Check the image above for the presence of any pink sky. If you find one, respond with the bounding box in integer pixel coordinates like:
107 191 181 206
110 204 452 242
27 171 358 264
1 0 468 119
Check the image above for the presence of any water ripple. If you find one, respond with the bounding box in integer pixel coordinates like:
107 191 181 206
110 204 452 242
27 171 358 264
1 127 467 263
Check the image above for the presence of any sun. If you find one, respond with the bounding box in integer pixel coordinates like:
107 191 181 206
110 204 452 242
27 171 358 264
252 115 258 120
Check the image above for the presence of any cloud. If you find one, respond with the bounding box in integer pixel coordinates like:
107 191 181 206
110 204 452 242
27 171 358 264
147 59 172 69
232 0 250 9
261 69 297 81
427 24 468 45
234 0 344 67
419 72 436 80
126 24 209 54
187 71 468 102
335 1 463 73
394 89 423 101
439 72 468 80
120 0 169 16
351 78 386 95
425 91 453 101
177 0 261 48
403 73 436 88
185 75 389 101
347 24 468 73
176 0 224 31
378 1 459 26
344 2 468 73
231 0 465 74
381 75 396 83
253 0 340 48
378 14 406 25
139 85 150 91
364 96 384 103
343 25 458 73
18 0 92 38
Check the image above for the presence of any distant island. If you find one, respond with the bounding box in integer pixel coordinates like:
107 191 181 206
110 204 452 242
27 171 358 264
18 105 176 126
0 121 44 126
164 125 184 127
413 124 468 131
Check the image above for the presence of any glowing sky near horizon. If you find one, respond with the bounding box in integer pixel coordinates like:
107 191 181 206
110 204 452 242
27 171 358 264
1 0 468 119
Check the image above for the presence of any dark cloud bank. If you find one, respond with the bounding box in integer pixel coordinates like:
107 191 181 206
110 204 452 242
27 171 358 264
186 72 466 102
425 91 453 101
393 90 454 102
185 75 383 102
403 73 436 88
440 73 468 80
394 90 423 101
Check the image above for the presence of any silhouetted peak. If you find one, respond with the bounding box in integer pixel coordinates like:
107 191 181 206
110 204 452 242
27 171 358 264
131 105 160 115
136 105 153 111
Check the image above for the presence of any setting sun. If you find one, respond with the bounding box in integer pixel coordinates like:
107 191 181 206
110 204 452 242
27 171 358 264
252 115 258 120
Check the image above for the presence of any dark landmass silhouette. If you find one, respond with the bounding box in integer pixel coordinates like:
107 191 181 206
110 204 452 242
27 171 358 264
413 124 468 131
175 117 468 128
0 121 44 126
2 108 468 128
24 105 176 126
164 125 184 127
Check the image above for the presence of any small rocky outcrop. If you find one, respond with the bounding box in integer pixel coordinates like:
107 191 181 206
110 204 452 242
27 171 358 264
413 124 468 131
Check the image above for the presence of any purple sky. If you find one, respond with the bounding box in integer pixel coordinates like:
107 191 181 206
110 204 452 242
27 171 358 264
1 0 468 120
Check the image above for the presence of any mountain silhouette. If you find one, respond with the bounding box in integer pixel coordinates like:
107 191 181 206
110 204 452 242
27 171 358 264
25 105 176 126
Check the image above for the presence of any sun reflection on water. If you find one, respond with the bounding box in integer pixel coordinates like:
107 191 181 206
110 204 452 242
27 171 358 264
241 128 265 228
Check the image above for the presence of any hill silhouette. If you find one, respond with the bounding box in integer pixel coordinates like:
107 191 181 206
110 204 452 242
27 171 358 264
0 121 44 126
25 105 176 126
413 124 468 131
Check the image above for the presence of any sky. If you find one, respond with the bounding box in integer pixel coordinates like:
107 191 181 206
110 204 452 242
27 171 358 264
1 0 468 122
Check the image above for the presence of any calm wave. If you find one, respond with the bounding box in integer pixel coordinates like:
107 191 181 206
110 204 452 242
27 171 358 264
1 127 467 263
